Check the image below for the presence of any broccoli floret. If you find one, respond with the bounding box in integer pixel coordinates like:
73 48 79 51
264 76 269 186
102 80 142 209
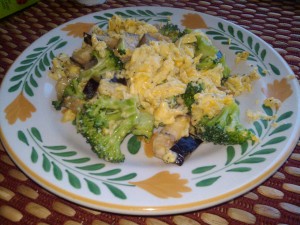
194 102 254 145
75 96 153 162
75 97 137 162
219 53 231 81
195 35 219 58
65 77 85 98
195 40 231 80
52 78 84 110
132 111 154 139
159 23 190 42
196 57 216 71
197 51 231 79
52 100 63 110
182 82 204 111
80 49 123 81
53 49 123 110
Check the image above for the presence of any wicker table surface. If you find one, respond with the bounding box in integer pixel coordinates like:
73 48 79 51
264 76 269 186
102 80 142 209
0 0 300 224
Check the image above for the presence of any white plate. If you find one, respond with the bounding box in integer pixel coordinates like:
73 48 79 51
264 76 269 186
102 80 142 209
1 7 300 215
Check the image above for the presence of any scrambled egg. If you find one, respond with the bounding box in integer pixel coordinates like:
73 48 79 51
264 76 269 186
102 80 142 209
48 53 80 81
224 68 260 96
263 97 282 110
124 41 191 125
246 110 277 122
235 51 250 64
98 79 129 100
61 109 76 122
123 35 230 125
108 15 158 36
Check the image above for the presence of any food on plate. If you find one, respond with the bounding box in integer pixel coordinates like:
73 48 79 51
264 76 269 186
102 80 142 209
49 15 259 164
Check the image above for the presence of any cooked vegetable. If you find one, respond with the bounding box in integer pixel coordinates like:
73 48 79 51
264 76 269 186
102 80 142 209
194 102 254 145
116 32 140 55
71 45 96 69
152 116 190 163
219 52 231 80
53 49 123 110
195 34 218 58
170 136 202 166
195 36 231 80
182 81 204 112
80 49 123 81
132 111 154 139
138 33 159 46
159 23 190 42
75 96 154 162
83 78 99 99
52 78 84 110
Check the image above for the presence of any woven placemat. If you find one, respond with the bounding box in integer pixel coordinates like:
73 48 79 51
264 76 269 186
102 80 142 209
0 0 300 224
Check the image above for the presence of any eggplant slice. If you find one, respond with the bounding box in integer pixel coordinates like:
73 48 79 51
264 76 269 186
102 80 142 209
171 136 203 166
83 78 99 99
137 33 159 47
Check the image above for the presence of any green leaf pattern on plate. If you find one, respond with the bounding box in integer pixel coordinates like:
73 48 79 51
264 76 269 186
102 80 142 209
127 135 141 155
206 22 281 76
8 36 67 97
18 127 136 199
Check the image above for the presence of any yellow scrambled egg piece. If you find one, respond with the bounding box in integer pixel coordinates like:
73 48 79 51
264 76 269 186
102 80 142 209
246 110 277 122
98 79 130 100
108 15 158 36
263 97 282 110
191 92 234 125
48 53 80 81
235 51 250 64
124 41 194 125
224 68 260 96
61 109 76 122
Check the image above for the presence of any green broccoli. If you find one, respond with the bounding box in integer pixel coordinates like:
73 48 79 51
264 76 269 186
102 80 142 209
159 23 191 42
194 102 254 145
75 96 153 162
194 35 231 80
181 81 204 111
219 53 231 81
195 34 219 58
52 76 85 110
80 49 123 81
53 49 123 110
132 111 154 139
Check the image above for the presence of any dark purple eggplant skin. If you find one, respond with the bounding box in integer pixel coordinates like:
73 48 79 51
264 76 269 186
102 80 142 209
110 76 127 85
171 136 203 166
83 79 99 99
83 32 92 45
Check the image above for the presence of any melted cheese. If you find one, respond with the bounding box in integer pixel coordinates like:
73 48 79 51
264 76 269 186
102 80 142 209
224 68 260 96
263 97 282 110
108 15 158 36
